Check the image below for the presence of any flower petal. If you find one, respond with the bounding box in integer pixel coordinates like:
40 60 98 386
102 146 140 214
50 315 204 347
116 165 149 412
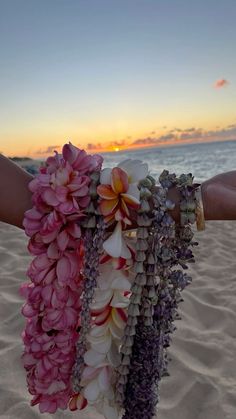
111 167 128 194
81 366 99 383
103 221 131 259
110 292 130 308
111 275 131 290
84 379 100 402
42 189 59 206
98 367 111 392
111 307 127 328
90 333 112 354
121 193 140 209
57 229 69 251
100 199 118 216
97 184 117 200
69 393 87 411
84 349 106 367
118 159 148 183
107 341 121 368
109 320 124 340
103 402 119 419
90 322 109 337
100 168 112 185
94 307 111 326
126 183 140 201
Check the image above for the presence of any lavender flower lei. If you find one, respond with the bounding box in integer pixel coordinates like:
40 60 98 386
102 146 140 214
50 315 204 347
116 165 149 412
120 171 200 419
72 172 105 392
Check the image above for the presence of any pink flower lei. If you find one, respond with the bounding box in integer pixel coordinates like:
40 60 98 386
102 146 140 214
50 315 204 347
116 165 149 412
21 142 199 419
21 143 103 413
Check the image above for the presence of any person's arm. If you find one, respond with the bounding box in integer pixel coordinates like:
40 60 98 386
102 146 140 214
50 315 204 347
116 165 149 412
167 170 236 223
0 154 33 228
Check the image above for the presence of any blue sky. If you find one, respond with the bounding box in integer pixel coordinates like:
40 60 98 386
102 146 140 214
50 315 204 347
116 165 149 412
0 0 236 156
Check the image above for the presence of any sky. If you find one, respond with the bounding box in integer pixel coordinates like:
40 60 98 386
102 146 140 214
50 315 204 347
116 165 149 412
0 0 236 157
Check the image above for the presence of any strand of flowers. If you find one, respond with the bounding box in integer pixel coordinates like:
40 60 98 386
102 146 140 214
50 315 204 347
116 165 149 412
69 169 106 411
70 215 105 403
115 176 154 408
120 171 200 418
21 143 102 413
68 161 148 419
156 171 199 378
121 177 166 419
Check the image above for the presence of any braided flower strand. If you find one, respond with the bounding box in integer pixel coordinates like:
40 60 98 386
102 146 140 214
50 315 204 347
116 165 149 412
21 143 102 413
121 171 199 419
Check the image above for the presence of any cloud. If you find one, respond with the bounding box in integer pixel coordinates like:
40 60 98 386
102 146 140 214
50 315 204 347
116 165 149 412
132 134 175 146
86 142 102 150
206 125 236 139
214 79 229 89
158 133 175 142
131 123 236 148
132 137 157 146
36 145 60 155
113 140 125 147
179 129 203 140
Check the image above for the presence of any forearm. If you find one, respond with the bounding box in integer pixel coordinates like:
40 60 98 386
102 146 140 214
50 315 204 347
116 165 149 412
167 171 236 223
0 154 33 229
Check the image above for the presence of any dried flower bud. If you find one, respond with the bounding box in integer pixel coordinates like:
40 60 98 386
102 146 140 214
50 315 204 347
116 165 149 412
135 273 146 285
136 239 149 251
136 251 146 262
137 228 149 239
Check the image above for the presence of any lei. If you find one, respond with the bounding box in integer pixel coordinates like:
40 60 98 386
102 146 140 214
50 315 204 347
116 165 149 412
20 142 203 418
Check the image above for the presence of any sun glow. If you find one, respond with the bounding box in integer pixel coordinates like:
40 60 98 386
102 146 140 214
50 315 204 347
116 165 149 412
114 147 120 152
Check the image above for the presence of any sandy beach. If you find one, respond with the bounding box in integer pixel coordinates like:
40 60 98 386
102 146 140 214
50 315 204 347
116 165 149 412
0 220 235 419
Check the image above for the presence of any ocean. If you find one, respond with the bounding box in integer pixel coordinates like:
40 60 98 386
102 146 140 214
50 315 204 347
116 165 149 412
19 140 236 183
102 140 236 183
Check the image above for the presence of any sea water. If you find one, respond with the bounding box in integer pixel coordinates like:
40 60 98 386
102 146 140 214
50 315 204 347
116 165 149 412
102 140 236 182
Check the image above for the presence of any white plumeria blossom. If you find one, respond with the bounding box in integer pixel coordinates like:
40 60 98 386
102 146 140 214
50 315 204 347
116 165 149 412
81 159 146 417
81 259 133 417
101 159 148 258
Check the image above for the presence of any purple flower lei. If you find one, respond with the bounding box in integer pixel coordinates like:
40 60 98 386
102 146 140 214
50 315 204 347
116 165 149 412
72 172 105 393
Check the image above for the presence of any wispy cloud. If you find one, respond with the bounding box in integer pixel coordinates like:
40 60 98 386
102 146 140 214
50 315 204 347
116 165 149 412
87 142 102 151
36 145 60 154
214 79 229 88
131 124 236 147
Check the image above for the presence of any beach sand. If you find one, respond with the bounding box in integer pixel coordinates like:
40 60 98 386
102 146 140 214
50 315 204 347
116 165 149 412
0 220 235 419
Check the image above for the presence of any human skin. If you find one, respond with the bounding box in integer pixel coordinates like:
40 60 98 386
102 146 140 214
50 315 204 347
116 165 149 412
0 153 236 229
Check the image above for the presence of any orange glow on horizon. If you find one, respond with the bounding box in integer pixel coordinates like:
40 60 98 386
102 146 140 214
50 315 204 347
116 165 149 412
2 118 236 159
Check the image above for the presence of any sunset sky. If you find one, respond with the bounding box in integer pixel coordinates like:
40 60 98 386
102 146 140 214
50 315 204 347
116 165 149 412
0 0 236 157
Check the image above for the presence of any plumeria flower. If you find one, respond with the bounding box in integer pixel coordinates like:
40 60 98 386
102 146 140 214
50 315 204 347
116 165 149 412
97 159 148 225
78 259 130 415
100 233 136 270
103 221 132 259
